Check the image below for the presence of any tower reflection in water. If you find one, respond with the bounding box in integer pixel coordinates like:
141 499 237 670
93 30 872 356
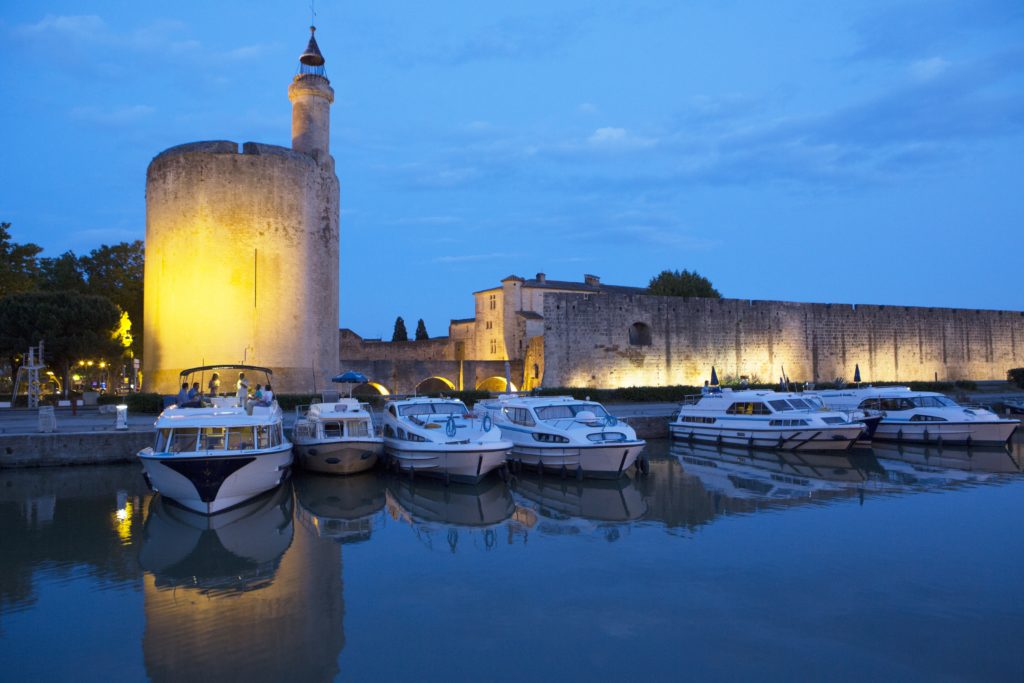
139 482 345 683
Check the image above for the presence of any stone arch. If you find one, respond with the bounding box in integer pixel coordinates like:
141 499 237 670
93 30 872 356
415 376 456 395
628 322 652 346
476 376 517 393
353 381 389 397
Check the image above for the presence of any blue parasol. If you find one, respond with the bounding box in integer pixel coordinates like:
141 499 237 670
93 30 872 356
332 371 368 384
710 366 719 386
853 364 861 383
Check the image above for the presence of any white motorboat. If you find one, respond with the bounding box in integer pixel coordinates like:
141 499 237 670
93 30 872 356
476 395 647 478
670 389 865 451
138 365 293 515
810 386 1019 446
292 398 383 474
381 397 512 484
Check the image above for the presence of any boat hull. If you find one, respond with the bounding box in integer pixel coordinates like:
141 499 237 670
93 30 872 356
140 445 293 515
507 442 646 479
872 420 1017 446
669 423 862 452
294 439 382 475
384 441 511 484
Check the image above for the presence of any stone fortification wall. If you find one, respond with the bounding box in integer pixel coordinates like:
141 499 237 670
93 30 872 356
143 141 339 393
339 329 452 362
542 293 1024 387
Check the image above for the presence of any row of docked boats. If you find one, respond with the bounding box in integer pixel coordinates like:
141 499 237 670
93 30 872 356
670 385 1018 451
139 364 647 515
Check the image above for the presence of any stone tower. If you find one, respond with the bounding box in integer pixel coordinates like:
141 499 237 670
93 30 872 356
142 27 340 394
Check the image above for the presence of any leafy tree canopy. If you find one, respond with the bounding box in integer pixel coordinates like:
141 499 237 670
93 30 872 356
0 222 42 298
415 319 429 341
392 316 408 342
0 291 124 392
647 269 721 298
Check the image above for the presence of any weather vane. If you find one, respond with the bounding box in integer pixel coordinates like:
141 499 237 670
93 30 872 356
310 0 317 27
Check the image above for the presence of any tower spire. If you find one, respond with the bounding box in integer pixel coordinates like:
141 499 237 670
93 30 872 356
299 25 326 72
289 23 334 161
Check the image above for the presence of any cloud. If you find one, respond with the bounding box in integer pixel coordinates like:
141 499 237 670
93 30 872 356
416 11 591 65
70 104 156 126
587 127 657 150
908 57 950 81
433 252 522 264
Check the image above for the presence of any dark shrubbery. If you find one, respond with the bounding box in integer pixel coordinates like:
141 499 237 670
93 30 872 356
97 392 163 413
1008 368 1024 389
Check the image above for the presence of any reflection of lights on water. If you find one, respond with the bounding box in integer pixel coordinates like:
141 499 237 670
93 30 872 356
113 490 133 544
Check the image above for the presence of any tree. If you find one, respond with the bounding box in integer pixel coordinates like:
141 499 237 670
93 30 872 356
0 222 42 297
0 291 124 395
415 319 429 341
392 316 408 342
80 241 145 356
38 251 86 291
647 269 721 298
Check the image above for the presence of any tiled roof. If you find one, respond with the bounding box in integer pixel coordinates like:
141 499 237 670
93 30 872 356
522 278 646 294
516 310 543 320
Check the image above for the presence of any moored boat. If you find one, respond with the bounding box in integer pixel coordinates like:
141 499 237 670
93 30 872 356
670 388 865 451
292 398 383 474
382 397 512 484
809 386 1019 446
138 365 293 515
476 394 646 478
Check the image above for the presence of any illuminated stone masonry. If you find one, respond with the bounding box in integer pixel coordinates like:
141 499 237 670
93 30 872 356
541 293 1024 388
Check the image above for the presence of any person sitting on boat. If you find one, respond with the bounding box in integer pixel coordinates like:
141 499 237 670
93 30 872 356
253 384 263 401
701 381 710 396
179 381 203 408
208 372 221 397
175 382 189 406
257 384 274 407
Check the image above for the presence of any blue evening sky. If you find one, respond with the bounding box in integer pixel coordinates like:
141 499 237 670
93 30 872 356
2 1 1022 339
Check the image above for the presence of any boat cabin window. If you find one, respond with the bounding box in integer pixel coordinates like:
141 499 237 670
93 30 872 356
347 420 370 437
910 414 948 422
201 427 226 450
226 426 254 450
388 405 398 417
788 398 813 409
768 400 793 412
399 403 467 417
725 402 771 415
323 422 343 439
155 428 172 451
858 398 881 410
170 428 199 453
535 403 610 421
505 407 536 426
879 397 915 411
911 396 957 408
256 424 282 448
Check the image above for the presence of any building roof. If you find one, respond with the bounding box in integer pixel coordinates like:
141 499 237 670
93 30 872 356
449 317 475 324
300 26 325 66
522 277 646 294
516 310 544 320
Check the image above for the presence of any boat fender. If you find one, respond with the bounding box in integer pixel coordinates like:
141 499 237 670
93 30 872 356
482 414 492 432
576 465 583 481
445 415 457 438
640 455 650 475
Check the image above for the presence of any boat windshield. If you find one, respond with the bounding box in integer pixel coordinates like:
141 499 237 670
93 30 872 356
535 403 610 421
399 402 467 417
911 395 958 408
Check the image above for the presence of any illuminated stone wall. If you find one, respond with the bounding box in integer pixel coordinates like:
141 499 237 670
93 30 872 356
542 293 1024 387
143 140 339 393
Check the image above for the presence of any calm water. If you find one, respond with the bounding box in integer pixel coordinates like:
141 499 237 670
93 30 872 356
2 437 1023 682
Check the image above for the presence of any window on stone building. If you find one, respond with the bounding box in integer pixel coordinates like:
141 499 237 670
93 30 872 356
489 294 497 310
532 363 539 379
628 322 652 346
485 321 492 330
490 339 497 354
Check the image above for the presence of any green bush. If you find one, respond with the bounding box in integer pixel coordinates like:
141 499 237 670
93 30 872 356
1008 368 1024 389
275 394 319 411
124 392 164 413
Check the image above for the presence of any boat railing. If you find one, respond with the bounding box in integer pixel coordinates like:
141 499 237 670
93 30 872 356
681 394 706 406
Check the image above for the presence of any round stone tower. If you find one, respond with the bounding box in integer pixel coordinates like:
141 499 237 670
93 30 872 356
143 27 340 394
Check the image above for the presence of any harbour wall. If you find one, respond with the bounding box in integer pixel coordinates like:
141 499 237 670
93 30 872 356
542 294 1024 388
0 431 152 468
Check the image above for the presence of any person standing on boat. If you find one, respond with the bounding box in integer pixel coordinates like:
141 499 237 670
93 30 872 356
208 372 221 397
236 372 249 403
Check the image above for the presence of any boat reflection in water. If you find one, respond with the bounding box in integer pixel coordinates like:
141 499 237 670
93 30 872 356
510 473 647 542
293 471 386 543
140 482 346 683
869 442 1023 489
669 441 879 503
386 475 515 527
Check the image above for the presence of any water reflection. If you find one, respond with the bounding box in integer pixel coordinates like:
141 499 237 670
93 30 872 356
294 472 386 543
512 474 647 523
140 482 345 683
